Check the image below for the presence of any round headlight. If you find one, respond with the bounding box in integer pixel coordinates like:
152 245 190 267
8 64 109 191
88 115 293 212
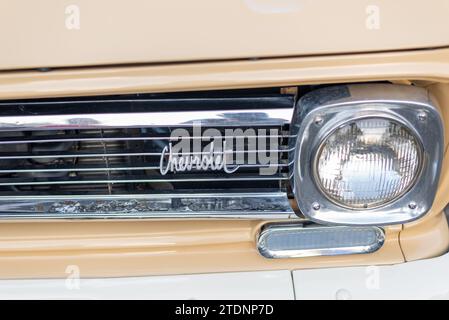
315 118 422 209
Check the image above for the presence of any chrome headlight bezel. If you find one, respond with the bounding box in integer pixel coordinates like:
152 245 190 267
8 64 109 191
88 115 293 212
291 84 443 226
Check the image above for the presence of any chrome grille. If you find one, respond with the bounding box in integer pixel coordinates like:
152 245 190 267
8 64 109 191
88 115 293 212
0 92 296 218
0 128 291 190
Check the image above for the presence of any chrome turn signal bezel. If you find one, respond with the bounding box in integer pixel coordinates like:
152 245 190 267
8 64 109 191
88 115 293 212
257 223 385 259
290 84 444 226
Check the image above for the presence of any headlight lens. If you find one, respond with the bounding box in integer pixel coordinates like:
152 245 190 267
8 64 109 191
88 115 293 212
315 118 422 209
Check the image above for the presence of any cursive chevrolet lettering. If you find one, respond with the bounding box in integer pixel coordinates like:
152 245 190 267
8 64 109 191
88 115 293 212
159 141 239 175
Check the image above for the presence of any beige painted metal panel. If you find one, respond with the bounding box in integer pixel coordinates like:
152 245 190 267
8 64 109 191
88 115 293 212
1 0 449 70
2 46 449 100
0 220 403 279
0 48 449 278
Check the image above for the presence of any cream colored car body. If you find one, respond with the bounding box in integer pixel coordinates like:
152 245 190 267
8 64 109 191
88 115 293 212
1 0 449 299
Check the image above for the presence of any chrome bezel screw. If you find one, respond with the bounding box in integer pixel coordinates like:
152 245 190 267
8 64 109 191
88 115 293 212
417 111 427 122
408 202 417 210
314 116 324 126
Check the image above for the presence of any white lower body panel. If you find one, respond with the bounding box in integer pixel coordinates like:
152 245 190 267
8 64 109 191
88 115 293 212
0 270 294 300
293 251 449 300
2 251 449 299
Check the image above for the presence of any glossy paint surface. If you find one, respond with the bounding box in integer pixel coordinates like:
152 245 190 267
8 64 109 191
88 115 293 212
1 0 449 70
0 46 448 278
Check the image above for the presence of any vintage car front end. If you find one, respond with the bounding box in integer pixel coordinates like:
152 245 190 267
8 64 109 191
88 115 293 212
1 0 449 300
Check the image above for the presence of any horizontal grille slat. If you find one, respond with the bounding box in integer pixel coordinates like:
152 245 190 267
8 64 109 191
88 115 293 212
0 133 296 145
0 110 292 131
0 173 290 186
0 160 294 174
0 147 293 160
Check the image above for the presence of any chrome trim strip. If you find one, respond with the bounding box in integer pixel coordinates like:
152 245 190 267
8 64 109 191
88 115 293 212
0 108 293 131
0 192 296 219
0 174 290 186
0 192 288 200
257 223 385 259
0 147 294 160
0 134 297 145
0 160 295 174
